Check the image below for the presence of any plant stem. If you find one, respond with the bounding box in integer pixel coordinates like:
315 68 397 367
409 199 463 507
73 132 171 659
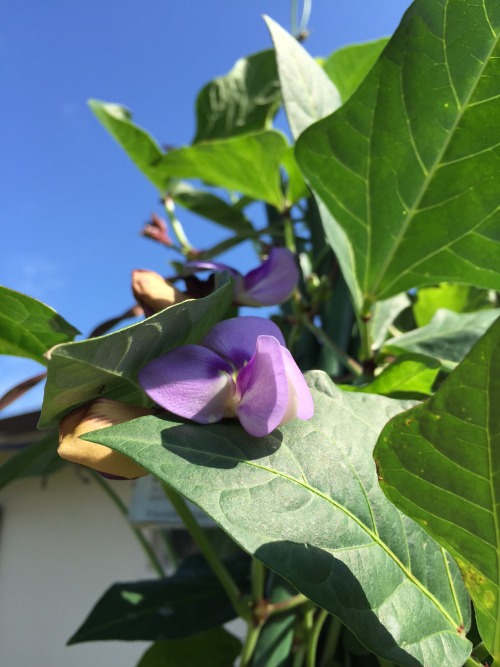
89 471 165 577
464 657 484 667
302 316 364 377
319 615 342 667
251 557 266 603
267 593 309 617
240 620 263 667
472 642 490 662
164 196 193 254
161 483 249 620
307 608 329 667
376 658 395 667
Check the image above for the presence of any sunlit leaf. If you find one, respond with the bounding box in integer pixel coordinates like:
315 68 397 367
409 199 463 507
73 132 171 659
359 354 440 398
374 317 500 659
0 286 79 365
296 0 500 306
194 49 280 143
384 308 500 368
322 38 389 102
87 372 471 666
413 284 493 327
89 100 167 190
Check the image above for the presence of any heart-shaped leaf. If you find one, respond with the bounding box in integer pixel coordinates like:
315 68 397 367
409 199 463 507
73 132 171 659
39 279 232 429
0 286 79 365
296 0 500 306
85 372 472 666
375 317 500 659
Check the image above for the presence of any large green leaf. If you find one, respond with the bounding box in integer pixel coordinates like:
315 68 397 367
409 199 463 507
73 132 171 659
155 131 288 210
136 629 241 667
374 317 500 659
0 286 79 365
39 279 232 429
86 373 471 666
194 49 280 143
264 16 341 140
68 553 249 644
89 100 167 191
296 0 500 307
322 38 389 103
263 18 361 308
359 354 440 398
413 284 493 327
384 308 500 368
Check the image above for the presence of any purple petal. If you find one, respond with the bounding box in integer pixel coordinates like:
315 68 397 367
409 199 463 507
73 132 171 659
235 335 289 437
202 317 286 370
237 248 299 306
280 346 314 421
184 260 241 282
138 345 235 424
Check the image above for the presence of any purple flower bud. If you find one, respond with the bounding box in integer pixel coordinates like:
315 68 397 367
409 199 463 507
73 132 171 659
138 317 314 437
185 248 299 307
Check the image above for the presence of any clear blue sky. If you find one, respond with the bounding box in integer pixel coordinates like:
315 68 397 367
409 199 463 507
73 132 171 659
0 0 411 416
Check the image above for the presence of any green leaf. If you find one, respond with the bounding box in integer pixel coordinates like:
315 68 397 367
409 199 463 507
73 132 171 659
39 279 232 429
136 629 241 667
87 373 472 667
0 286 79 365
296 0 500 304
322 38 389 102
264 16 340 141
68 553 249 644
374 317 500 659
168 182 252 231
0 430 64 491
156 131 288 209
360 353 440 398
89 100 167 191
371 293 411 351
413 284 493 327
281 148 309 205
384 308 500 368
194 50 280 143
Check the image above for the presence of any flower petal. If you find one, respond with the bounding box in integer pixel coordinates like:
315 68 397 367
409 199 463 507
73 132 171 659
280 346 315 421
235 335 289 437
202 317 286 370
239 248 299 306
138 345 235 424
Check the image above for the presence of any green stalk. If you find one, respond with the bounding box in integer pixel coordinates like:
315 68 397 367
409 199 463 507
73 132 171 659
319 616 342 667
376 658 395 667
89 470 165 577
302 316 363 377
251 557 266 603
267 593 309 617
164 196 193 254
161 483 250 620
472 642 490 662
240 620 263 667
307 608 329 667
464 657 485 667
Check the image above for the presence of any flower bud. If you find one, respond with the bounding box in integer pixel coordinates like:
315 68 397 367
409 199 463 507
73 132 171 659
132 269 187 315
58 399 151 479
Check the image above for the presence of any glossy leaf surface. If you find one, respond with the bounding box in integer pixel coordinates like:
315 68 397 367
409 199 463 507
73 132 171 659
86 372 471 666
39 280 232 429
375 317 500 658
0 286 79 365
296 0 500 304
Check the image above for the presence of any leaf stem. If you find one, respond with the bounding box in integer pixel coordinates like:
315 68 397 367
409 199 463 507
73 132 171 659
161 483 250 620
251 557 266 603
307 608 329 667
267 593 309 617
240 620 263 667
89 471 165 577
319 615 342 667
302 316 363 377
164 195 193 254
472 642 490 662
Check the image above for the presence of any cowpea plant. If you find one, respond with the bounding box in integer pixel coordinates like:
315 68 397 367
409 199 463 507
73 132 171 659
1 1 500 665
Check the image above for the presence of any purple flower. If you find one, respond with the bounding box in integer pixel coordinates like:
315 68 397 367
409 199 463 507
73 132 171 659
185 247 299 306
138 317 314 437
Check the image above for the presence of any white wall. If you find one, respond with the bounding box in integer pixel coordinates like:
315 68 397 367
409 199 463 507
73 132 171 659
0 466 154 667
